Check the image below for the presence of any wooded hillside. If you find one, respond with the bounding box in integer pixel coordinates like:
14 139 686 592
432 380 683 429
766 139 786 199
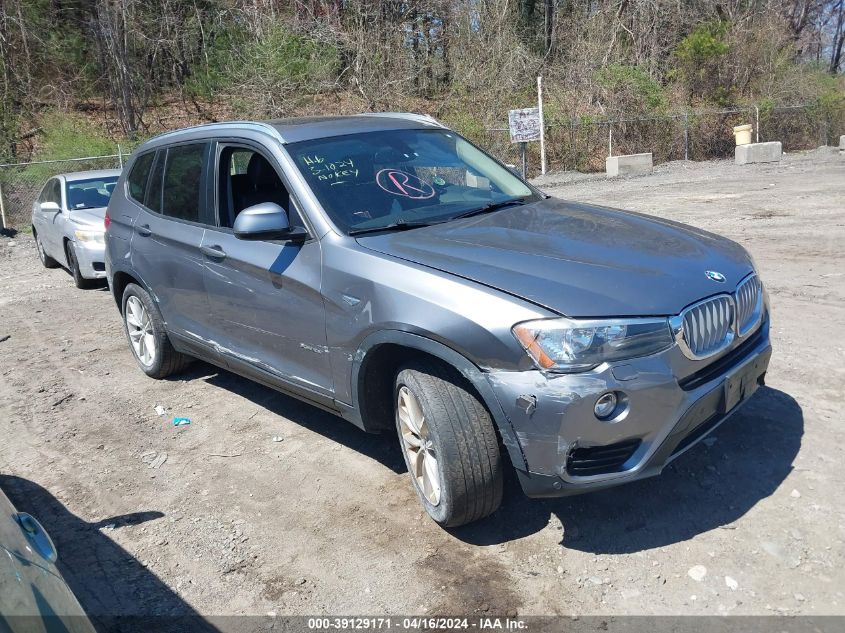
1 0 843 163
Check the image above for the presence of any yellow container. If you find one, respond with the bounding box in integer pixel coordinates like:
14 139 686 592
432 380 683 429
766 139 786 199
733 124 753 146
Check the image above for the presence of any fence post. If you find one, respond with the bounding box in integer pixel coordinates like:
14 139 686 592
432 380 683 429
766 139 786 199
608 124 613 157
118 144 124 169
683 112 689 161
755 106 760 143
0 181 7 231
520 142 527 179
820 112 828 146
537 76 547 175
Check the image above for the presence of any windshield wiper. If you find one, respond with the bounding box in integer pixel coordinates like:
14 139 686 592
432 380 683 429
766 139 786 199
348 220 436 236
348 198 528 236
451 197 527 220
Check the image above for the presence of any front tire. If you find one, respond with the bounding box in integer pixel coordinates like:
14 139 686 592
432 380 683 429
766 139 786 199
65 241 95 289
395 361 503 527
35 232 59 268
121 283 190 378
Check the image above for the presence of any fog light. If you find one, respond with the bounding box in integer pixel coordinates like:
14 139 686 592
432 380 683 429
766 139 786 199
594 392 617 419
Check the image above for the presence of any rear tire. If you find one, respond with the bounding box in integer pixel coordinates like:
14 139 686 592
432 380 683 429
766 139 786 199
35 232 59 268
121 283 191 378
394 360 503 527
65 241 95 289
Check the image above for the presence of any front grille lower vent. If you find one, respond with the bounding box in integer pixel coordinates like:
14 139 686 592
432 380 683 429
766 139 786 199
567 439 642 477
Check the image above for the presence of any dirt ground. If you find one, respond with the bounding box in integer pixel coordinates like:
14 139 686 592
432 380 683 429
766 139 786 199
1 148 843 620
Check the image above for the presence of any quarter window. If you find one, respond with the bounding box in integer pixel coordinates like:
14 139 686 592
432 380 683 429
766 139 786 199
127 152 155 203
41 179 62 206
161 143 206 223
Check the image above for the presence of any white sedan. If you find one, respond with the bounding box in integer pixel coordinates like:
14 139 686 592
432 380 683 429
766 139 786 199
31 169 120 288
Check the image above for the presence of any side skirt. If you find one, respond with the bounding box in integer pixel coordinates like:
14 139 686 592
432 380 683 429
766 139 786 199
169 331 343 418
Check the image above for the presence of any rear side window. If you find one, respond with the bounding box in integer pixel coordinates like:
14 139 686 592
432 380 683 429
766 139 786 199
127 152 155 202
161 143 206 222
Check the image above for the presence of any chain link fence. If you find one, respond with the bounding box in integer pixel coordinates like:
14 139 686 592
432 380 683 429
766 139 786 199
1 104 840 230
470 104 842 178
0 152 131 230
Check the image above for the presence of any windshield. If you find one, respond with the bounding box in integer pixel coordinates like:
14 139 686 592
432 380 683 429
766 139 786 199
286 129 539 234
66 176 119 210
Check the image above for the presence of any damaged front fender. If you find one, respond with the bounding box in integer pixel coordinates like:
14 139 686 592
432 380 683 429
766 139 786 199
345 330 529 472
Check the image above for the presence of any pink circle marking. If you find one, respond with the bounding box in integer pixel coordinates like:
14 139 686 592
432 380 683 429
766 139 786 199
375 169 435 200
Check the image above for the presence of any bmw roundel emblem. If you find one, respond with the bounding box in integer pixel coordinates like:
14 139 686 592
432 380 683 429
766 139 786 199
705 270 726 283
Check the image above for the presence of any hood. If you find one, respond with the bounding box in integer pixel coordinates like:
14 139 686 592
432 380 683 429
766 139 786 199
356 198 754 317
69 207 107 231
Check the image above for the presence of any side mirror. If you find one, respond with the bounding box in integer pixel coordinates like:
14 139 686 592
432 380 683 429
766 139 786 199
233 203 308 242
40 201 61 213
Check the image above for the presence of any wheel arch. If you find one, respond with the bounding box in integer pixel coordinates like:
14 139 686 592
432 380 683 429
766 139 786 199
61 235 74 267
350 331 527 472
110 268 148 313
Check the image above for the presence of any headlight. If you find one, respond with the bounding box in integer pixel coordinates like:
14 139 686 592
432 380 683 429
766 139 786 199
512 317 674 372
74 229 104 244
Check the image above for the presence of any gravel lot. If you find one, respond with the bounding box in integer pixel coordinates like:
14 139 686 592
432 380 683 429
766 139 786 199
1 148 843 620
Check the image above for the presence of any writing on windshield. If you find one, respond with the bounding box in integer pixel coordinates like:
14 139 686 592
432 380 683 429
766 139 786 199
302 154 360 186
289 129 535 233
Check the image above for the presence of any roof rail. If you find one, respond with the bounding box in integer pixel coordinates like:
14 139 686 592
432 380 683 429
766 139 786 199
357 112 447 128
146 120 286 145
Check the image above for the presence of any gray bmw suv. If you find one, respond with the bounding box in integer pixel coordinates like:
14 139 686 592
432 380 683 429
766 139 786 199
105 114 771 527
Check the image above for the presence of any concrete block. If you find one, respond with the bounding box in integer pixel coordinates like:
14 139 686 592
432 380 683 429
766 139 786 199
735 141 782 165
606 153 653 177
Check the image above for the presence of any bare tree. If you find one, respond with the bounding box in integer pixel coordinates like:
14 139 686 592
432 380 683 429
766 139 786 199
92 0 139 135
829 0 845 72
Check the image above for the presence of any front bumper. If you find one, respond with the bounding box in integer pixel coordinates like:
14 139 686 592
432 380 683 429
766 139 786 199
487 315 771 498
72 239 107 279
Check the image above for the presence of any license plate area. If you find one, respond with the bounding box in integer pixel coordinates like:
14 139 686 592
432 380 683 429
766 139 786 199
722 356 766 413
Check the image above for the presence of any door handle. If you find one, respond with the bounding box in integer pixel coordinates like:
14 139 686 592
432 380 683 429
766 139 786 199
200 245 227 260
16 513 58 563
135 224 152 237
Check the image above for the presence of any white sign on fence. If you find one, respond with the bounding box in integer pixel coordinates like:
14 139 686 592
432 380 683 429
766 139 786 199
508 107 541 143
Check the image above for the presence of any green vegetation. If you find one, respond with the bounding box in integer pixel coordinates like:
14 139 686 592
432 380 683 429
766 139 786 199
188 25 339 103
34 113 120 161
674 21 731 65
671 22 732 103
0 1 842 164
596 65 668 115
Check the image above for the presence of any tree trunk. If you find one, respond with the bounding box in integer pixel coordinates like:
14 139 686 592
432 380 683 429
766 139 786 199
830 0 845 73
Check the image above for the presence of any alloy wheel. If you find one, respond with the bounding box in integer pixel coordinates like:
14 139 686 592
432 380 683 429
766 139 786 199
397 385 441 506
36 238 46 263
125 296 156 367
